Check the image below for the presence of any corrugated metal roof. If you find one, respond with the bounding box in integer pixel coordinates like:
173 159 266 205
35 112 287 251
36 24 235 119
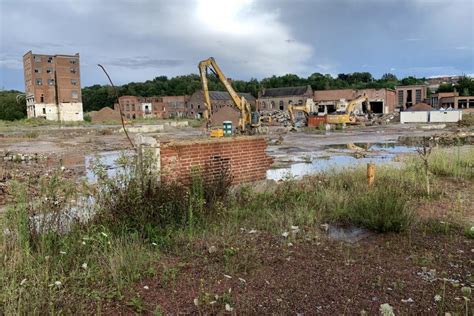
260 86 309 98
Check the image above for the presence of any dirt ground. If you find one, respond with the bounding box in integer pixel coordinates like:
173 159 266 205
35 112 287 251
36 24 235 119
0 121 471 210
1 121 473 314
98 215 473 315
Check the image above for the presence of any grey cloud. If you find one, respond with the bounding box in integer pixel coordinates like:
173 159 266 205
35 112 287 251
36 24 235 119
107 57 184 69
0 0 473 90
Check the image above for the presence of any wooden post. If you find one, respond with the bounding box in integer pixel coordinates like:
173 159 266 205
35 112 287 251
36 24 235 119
367 163 375 188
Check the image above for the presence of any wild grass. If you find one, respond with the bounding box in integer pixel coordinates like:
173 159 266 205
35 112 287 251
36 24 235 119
1 146 472 313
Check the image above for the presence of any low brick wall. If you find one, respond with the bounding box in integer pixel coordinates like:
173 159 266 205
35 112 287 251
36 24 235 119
160 137 273 185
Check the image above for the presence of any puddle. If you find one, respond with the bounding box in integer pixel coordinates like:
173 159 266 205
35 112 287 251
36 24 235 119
326 224 372 243
85 150 132 182
267 142 417 181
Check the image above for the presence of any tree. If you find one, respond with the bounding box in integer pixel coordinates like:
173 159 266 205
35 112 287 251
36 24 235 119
0 90 27 120
381 73 398 82
436 84 454 93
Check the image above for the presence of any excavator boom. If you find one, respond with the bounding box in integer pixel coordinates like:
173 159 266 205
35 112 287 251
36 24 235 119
198 57 253 131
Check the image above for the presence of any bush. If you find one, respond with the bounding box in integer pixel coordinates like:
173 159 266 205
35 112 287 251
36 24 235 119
92 152 231 240
341 184 413 232
83 114 92 122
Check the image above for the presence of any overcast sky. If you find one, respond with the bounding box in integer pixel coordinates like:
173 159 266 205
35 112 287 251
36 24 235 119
1 0 473 91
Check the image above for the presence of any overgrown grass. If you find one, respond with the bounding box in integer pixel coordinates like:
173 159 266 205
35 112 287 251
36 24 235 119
406 146 474 180
1 146 472 313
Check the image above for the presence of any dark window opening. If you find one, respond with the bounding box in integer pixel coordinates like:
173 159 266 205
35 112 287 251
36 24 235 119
42 108 46 114
279 100 284 111
46 68 53 74
40 94 44 103
370 101 384 114
406 90 413 107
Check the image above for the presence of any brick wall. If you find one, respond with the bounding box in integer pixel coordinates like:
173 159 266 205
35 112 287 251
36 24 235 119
160 137 273 185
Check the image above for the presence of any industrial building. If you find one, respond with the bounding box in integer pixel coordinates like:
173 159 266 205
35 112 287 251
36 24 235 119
23 51 83 121
257 85 313 112
395 85 428 110
313 88 397 114
161 96 188 118
114 96 165 119
430 91 474 111
186 90 256 119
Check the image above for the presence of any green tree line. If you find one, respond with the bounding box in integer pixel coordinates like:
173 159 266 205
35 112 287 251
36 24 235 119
81 72 427 112
2 74 473 120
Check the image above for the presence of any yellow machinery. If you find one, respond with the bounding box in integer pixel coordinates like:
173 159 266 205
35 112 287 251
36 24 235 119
326 93 369 124
287 99 318 126
198 57 261 133
210 128 224 138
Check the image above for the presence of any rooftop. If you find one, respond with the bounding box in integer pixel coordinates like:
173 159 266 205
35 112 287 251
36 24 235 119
260 86 310 98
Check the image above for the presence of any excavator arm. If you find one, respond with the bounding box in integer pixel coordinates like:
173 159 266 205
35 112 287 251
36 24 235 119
345 93 369 115
288 99 316 125
198 57 252 131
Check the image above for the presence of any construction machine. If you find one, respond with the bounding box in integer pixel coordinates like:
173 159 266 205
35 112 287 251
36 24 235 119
198 57 262 133
288 98 316 125
326 93 369 124
287 98 318 126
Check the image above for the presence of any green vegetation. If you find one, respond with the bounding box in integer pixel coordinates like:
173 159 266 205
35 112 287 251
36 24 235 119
437 76 474 95
0 90 26 121
1 147 473 313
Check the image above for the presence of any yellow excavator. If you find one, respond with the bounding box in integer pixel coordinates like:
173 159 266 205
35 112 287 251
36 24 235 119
288 99 317 126
326 93 369 124
198 57 261 133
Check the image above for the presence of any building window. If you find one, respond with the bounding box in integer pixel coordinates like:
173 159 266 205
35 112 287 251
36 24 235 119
34 68 41 73
46 68 53 74
261 101 266 109
69 59 77 64
48 79 55 85
42 108 46 114
279 100 284 111
397 90 404 106
298 99 303 105
70 79 77 85
131 104 135 111
70 68 77 74
191 104 194 109
47 57 53 63
415 89 422 103
71 91 78 99
35 78 42 86
34 56 41 62
270 101 275 109
40 94 44 102
126 104 130 111
197 104 201 109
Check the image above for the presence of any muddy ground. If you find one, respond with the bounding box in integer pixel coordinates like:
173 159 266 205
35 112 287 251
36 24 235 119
1 120 473 314
0 121 471 210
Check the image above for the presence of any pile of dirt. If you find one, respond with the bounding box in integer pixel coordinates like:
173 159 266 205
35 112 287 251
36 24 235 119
407 103 433 112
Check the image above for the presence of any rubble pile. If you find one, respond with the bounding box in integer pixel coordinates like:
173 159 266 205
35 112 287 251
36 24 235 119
2 152 49 162
261 110 292 125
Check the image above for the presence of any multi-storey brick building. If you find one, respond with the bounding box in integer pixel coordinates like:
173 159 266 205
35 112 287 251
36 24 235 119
314 88 397 114
114 95 189 119
23 51 83 121
114 96 166 119
395 85 428 110
162 96 188 118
